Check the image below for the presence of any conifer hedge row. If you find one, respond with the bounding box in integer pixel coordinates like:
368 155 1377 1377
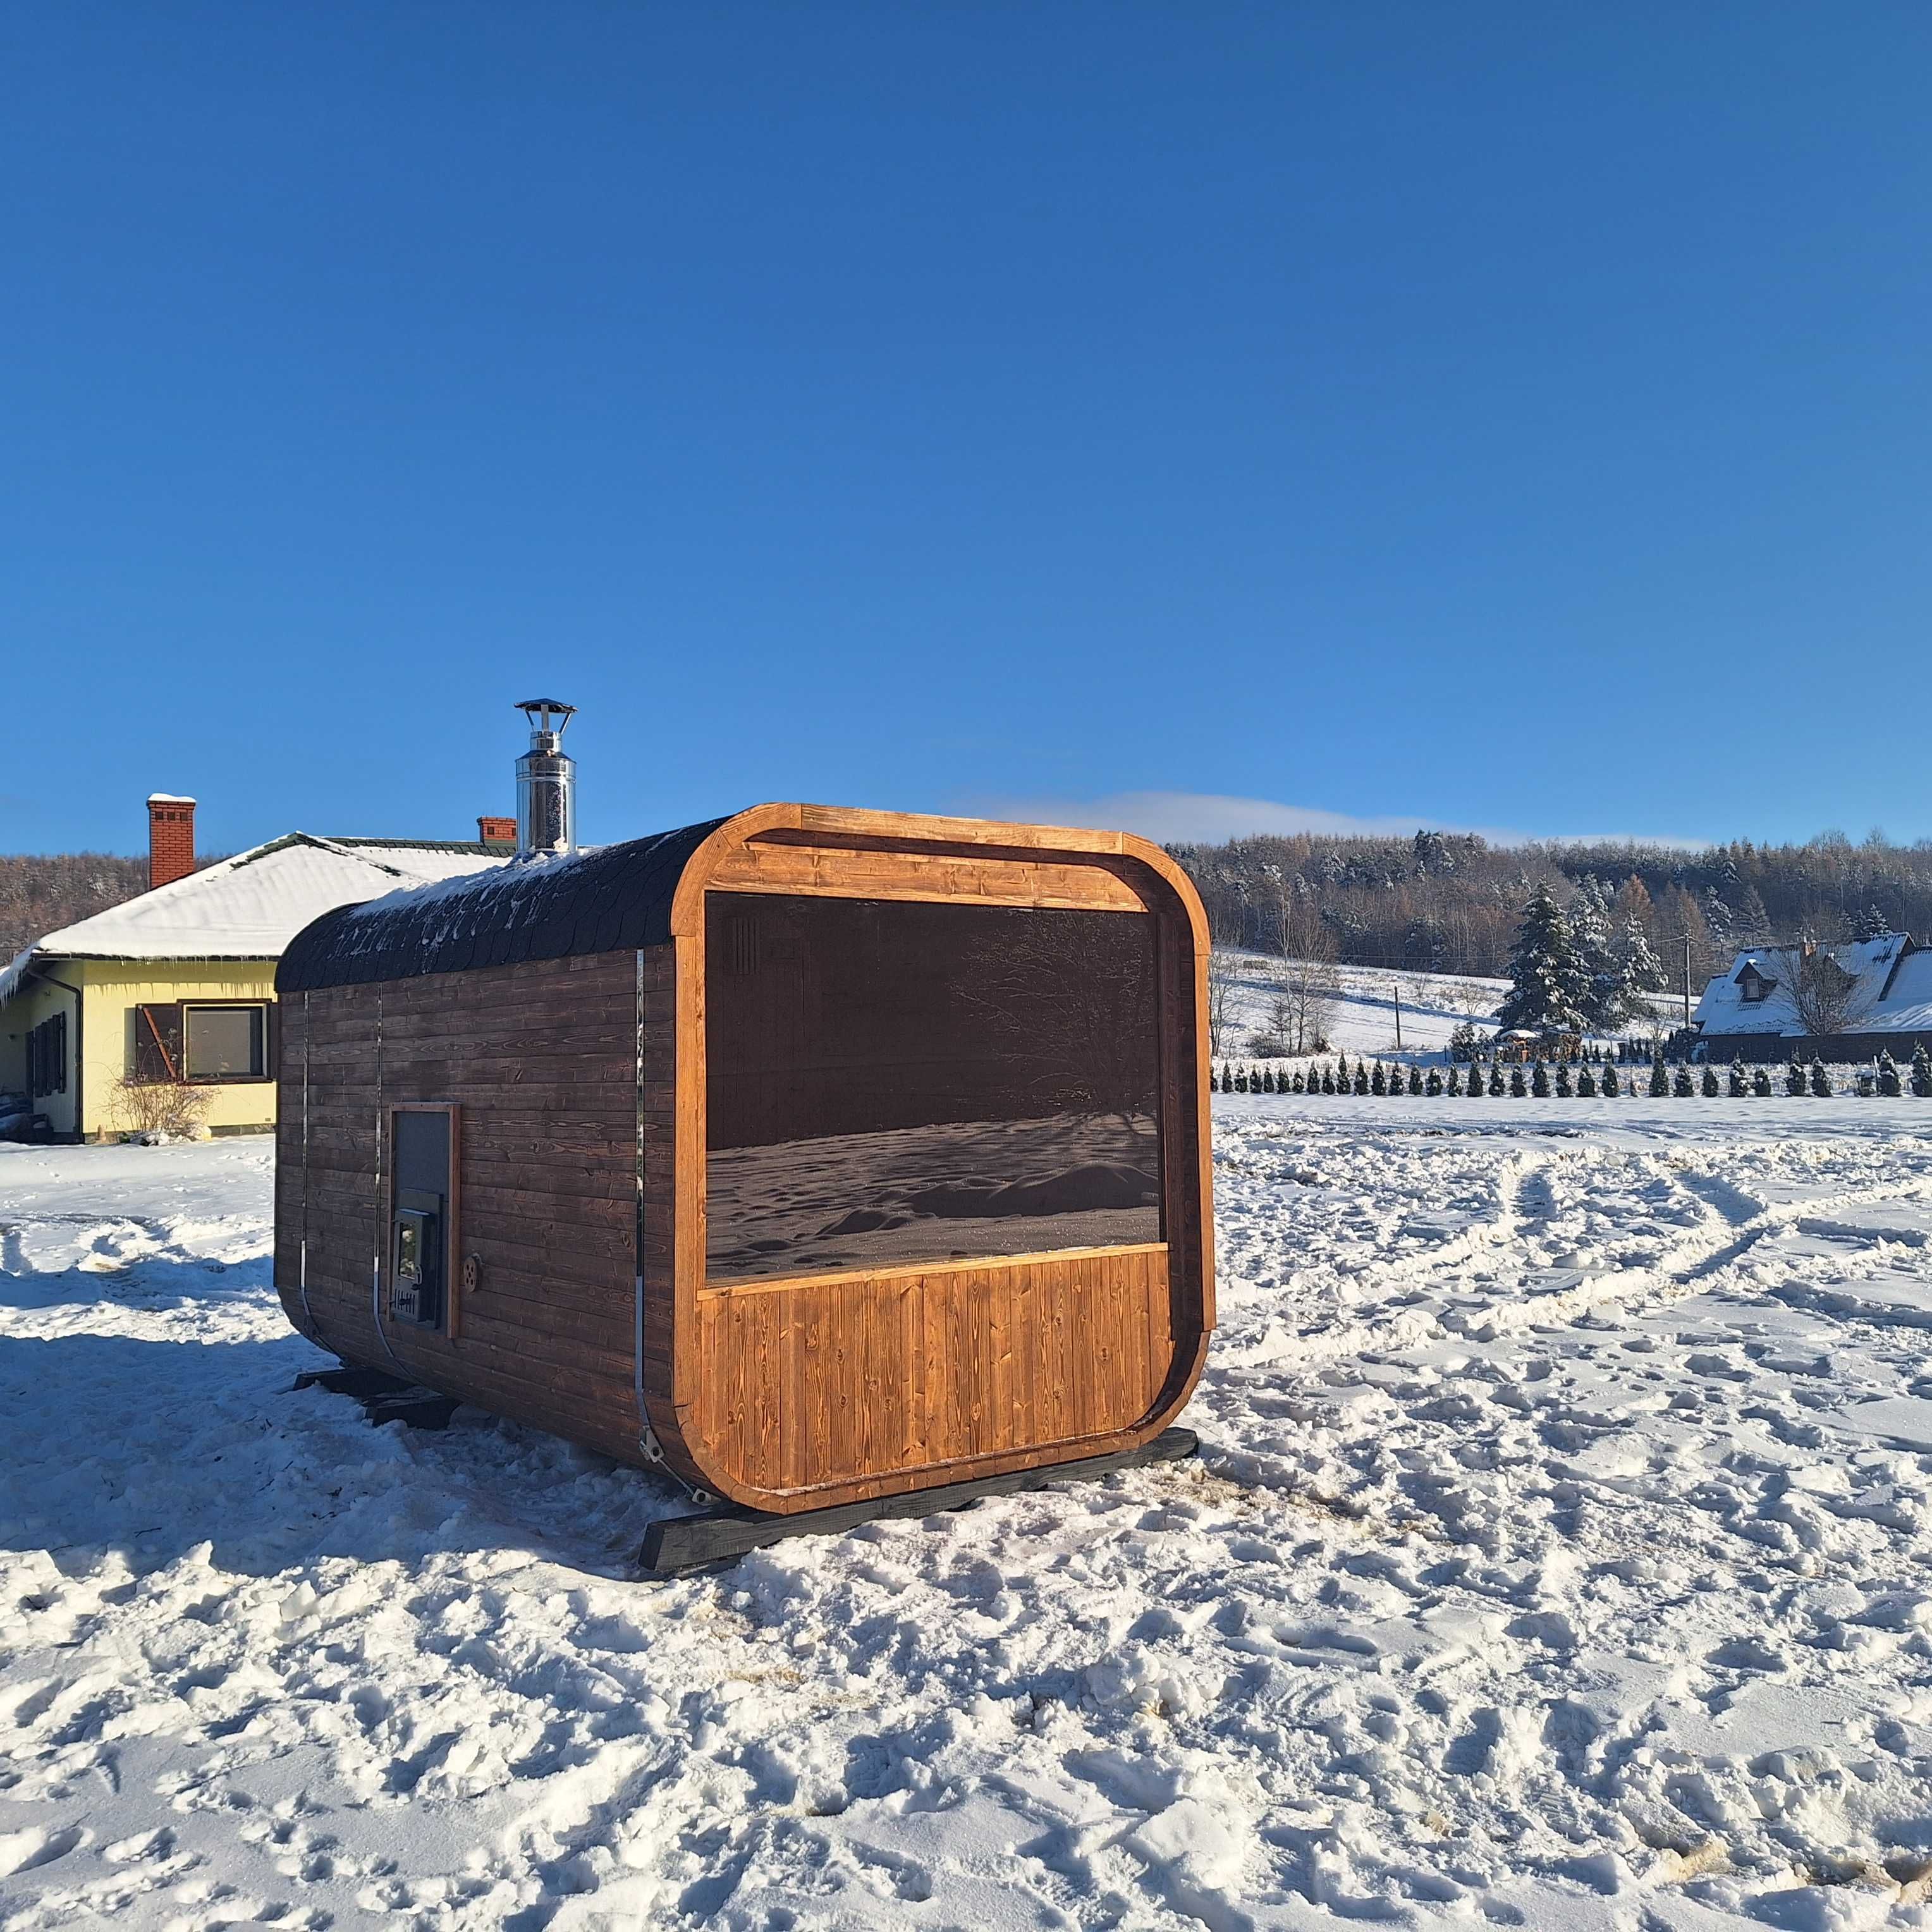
1211 1044 1932 1101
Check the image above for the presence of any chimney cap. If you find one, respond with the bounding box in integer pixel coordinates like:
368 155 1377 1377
147 793 197 805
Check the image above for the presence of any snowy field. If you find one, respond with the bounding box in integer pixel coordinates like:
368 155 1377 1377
1217 955 1510 1063
1213 951 1678 1065
7 1106 1932 1929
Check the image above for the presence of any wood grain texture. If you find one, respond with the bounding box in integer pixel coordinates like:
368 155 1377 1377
682 1248 1176 1503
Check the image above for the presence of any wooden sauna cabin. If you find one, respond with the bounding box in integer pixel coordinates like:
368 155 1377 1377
272 804 1214 1516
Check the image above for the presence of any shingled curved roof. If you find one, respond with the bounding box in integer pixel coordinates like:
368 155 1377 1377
276 816 730 992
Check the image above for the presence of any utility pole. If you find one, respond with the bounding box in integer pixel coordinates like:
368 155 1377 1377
1682 932 1692 1031
1393 984 1403 1051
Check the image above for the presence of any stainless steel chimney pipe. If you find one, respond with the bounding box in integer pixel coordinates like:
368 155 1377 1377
514 699 577 857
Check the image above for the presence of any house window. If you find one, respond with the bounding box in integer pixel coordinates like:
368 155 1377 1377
183 1004 268 1080
27 1013 66 1097
1739 968 1771 1005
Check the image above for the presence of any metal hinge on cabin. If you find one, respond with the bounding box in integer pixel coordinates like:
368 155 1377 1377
640 1426 717 1505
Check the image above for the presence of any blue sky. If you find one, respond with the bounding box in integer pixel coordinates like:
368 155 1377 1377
6 4 1930 859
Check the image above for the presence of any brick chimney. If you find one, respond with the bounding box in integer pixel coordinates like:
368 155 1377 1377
147 794 197 890
477 816 517 848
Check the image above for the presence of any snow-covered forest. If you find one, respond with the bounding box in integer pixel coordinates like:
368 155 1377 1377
1174 827 1932 982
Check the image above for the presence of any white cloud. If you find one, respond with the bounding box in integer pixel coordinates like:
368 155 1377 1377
955 789 1702 849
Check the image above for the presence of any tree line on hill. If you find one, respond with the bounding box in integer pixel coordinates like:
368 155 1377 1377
1171 826 1926 982
0 854 151 966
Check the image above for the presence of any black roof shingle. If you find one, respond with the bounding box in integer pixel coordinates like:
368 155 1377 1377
276 816 730 992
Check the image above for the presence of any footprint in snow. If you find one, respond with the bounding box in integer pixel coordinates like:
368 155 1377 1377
0 1823 85 1878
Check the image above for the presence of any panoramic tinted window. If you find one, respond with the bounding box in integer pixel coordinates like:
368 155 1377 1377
705 892 1163 1283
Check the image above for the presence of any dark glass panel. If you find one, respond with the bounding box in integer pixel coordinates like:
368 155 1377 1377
704 892 1163 1283
184 1005 264 1079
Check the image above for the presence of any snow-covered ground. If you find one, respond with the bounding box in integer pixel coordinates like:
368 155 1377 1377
1217 953 1509 1063
1214 951 1680 1065
7 1107 1932 1928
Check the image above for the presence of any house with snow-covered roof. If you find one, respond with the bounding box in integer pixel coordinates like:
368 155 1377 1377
0 795 514 1141
1691 931 1932 1063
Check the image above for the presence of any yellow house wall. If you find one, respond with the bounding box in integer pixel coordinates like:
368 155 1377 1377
0 975 82 1137
2 958 285 1140
77 960 283 1139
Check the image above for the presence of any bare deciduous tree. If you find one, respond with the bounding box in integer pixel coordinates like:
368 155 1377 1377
1206 950 1242 1058
1270 957 1340 1055
1763 944 1876 1038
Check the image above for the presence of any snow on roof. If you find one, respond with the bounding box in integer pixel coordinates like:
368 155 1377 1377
1694 934 1917 1039
0 833 510 1003
146 792 197 804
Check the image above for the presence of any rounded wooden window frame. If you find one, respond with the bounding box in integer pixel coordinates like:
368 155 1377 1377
645 804 1215 1510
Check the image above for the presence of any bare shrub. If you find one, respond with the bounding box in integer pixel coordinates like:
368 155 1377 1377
111 1076 212 1140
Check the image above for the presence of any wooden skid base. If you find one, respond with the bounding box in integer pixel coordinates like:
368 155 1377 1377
294 1364 460 1431
639 1427 1200 1576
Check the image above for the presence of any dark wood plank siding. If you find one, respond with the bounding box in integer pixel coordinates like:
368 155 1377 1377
273 950 642 1462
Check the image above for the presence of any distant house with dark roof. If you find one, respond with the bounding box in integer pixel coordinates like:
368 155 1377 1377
0 796 513 1141
1691 932 1932 1062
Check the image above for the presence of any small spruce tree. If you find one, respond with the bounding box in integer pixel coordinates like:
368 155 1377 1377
1811 1056 1831 1097
1577 1063 1596 1096
1753 1066 1773 1097
1354 1065 1369 1095
1510 1065 1527 1097
1649 1053 1671 1097
1371 1062 1387 1096
1426 1067 1443 1096
1602 1063 1620 1096
1553 1062 1570 1097
1786 1057 1806 1096
1409 1064 1424 1096
1532 1062 1551 1097
1728 1057 1747 1097
1701 1066 1720 1097
1673 1066 1694 1097
1913 1042 1932 1097
1321 1067 1336 1094
1878 1051 1902 1097
1488 1063 1505 1096
1292 1070 1305 1093
1446 1065 1462 1096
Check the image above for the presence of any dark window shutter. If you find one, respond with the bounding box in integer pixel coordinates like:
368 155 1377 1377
134 1003 184 1082
28 1014 68 1098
